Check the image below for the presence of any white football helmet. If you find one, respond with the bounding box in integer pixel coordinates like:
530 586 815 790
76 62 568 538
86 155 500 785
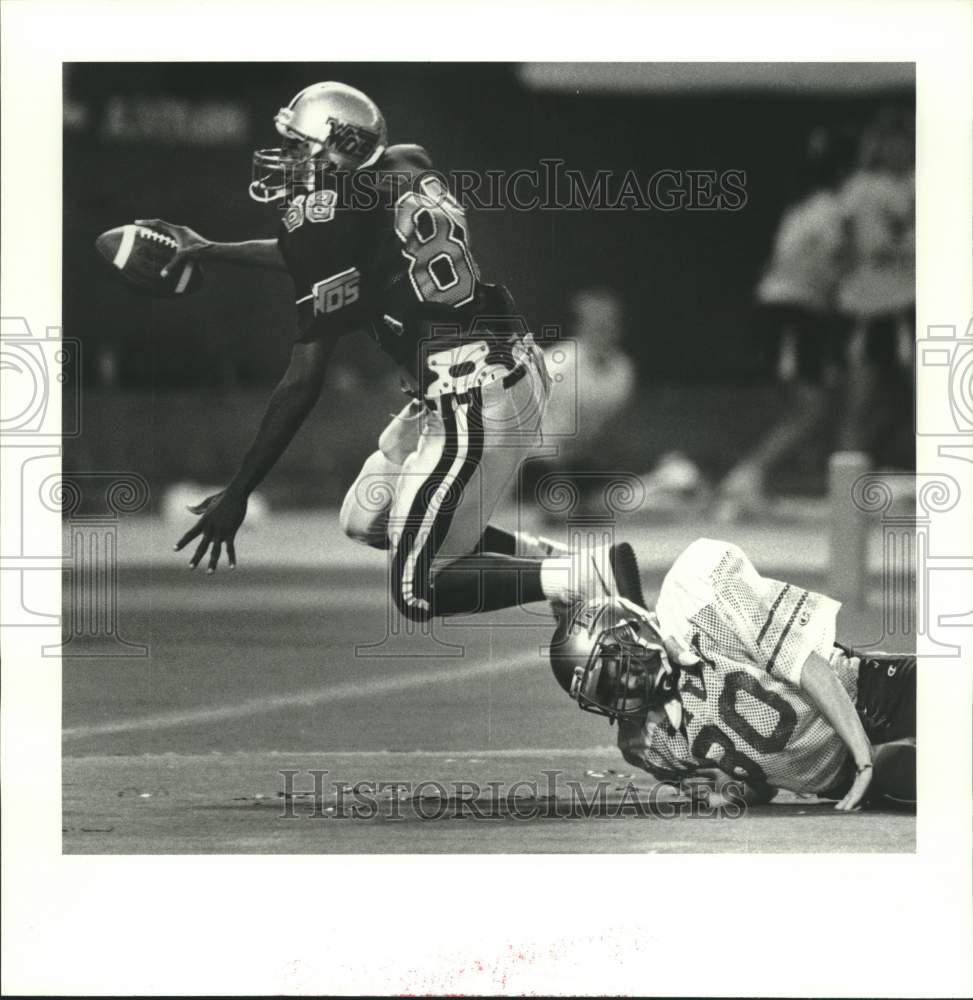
250 81 388 203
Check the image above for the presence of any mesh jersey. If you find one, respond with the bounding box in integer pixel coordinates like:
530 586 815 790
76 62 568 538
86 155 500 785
755 191 845 313
276 143 518 384
617 539 857 794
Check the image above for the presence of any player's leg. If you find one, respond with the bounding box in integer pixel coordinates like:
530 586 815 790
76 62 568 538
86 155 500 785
737 380 830 474
387 356 636 621
339 449 398 550
342 402 569 560
835 645 916 807
339 399 426 550
477 524 568 559
842 646 916 744
752 308 836 469
838 314 894 455
428 373 644 615
387 368 545 620
716 305 833 521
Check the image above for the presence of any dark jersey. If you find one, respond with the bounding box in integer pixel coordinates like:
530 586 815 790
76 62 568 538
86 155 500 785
276 144 518 384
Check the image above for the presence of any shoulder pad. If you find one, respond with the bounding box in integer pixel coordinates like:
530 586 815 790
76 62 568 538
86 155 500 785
382 143 433 171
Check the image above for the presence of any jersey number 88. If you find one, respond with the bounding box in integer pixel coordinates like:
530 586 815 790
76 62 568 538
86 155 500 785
394 177 479 308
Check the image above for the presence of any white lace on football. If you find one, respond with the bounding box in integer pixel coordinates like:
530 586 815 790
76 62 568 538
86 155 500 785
136 226 178 248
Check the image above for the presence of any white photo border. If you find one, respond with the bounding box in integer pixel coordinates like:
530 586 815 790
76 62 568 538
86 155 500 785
1 0 971 995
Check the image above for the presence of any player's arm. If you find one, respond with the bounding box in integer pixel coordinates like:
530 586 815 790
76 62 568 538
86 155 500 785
134 219 287 274
693 769 778 808
657 540 871 806
798 651 874 811
618 724 778 809
190 238 286 272
227 337 334 495
174 337 334 573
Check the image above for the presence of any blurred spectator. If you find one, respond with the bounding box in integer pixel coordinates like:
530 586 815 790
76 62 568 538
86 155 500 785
532 287 636 517
835 105 915 466
715 125 857 521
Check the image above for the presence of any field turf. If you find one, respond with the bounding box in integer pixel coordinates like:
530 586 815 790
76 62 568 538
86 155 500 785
62 513 915 853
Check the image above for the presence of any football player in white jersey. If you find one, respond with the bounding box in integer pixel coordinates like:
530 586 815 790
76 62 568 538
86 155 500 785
550 538 916 811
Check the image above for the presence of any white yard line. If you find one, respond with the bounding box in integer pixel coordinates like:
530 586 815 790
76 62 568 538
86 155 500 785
63 651 544 741
118 584 388 611
64 747 621 759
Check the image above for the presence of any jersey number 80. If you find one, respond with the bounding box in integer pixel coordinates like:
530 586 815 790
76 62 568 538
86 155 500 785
394 177 480 308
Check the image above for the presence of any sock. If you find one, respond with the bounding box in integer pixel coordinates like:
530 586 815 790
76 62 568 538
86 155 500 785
539 557 573 602
478 525 518 555
429 554 545 615
478 524 570 558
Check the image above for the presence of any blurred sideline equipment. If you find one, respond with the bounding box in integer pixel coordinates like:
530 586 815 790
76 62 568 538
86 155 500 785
828 451 869 609
95 223 203 296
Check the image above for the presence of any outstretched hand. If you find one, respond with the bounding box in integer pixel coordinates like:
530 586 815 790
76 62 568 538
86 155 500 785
134 218 211 278
836 761 873 812
174 490 248 574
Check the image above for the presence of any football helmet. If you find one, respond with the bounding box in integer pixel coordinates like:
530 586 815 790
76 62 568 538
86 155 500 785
550 597 683 728
250 81 388 203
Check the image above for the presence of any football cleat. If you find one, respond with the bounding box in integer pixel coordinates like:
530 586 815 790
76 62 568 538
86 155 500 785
250 81 388 203
546 540 645 609
608 541 647 608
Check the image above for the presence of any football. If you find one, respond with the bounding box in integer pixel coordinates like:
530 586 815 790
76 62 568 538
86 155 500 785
95 223 203 297
870 738 916 808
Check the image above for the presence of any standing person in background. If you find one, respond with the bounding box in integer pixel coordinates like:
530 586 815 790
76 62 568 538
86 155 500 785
715 126 856 523
835 106 915 468
534 287 637 518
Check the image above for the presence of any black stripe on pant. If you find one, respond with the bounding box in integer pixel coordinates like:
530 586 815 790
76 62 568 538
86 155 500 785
390 390 485 623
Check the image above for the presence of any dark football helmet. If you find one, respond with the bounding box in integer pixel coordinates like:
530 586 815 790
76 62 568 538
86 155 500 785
250 81 388 203
549 597 682 728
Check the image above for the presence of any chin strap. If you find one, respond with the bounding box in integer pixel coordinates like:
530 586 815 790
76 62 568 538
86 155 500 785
249 179 286 204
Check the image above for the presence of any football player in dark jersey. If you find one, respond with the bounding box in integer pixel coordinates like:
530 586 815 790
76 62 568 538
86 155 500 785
142 82 640 622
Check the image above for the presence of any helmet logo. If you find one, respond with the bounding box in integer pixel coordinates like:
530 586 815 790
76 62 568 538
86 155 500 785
326 117 380 161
